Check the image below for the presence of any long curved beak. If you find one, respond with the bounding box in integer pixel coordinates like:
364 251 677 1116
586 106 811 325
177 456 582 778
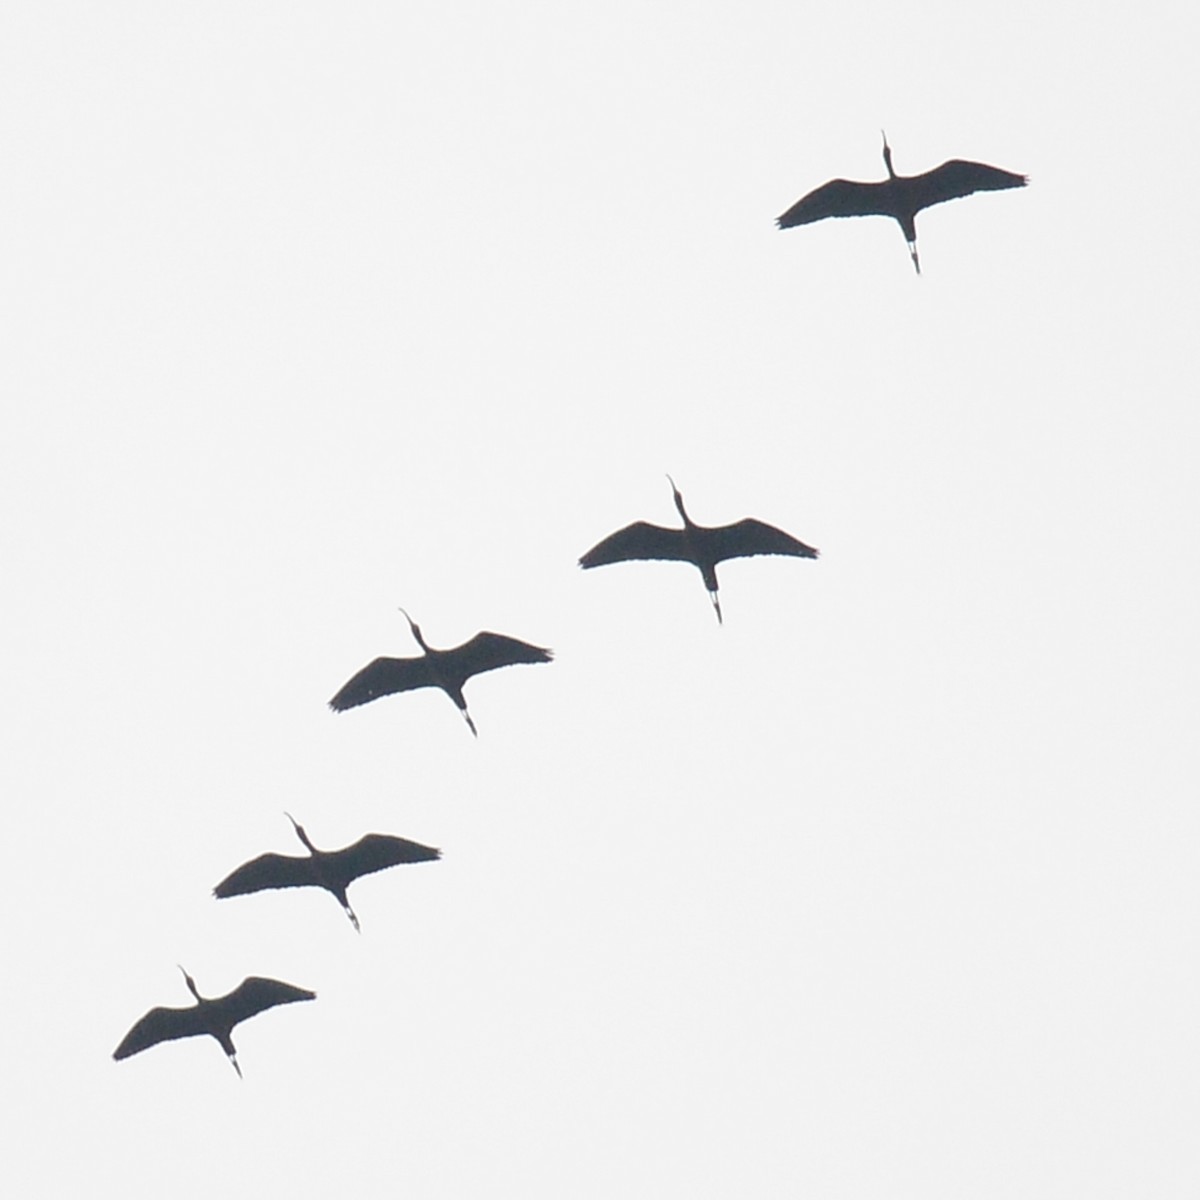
397 607 422 644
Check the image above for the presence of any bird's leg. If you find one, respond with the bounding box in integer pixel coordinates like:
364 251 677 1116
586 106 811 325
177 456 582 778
445 686 478 736
708 590 723 624
227 1052 243 1080
908 241 921 274
344 902 361 933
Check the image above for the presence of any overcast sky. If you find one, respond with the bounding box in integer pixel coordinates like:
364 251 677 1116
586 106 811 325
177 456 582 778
3 2 1198 1196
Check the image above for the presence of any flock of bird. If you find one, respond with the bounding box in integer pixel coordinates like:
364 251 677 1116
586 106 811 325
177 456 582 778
113 134 1026 1077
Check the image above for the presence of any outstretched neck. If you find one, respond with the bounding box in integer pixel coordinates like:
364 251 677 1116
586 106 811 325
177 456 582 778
286 813 317 854
399 608 430 652
666 475 692 526
881 134 897 180
178 966 202 1002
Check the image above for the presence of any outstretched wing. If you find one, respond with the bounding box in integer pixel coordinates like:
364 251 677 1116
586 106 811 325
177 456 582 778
915 160 1027 211
456 632 553 678
213 853 317 898
777 178 892 227
579 522 691 567
113 1004 205 1059
705 518 819 564
214 977 316 1029
328 655 434 711
328 833 441 885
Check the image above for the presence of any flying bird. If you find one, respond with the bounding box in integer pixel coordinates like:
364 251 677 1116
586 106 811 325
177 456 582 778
579 476 818 623
329 609 552 735
113 968 315 1078
776 132 1027 272
214 813 440 931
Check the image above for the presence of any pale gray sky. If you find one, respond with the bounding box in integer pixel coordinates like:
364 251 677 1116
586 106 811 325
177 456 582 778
3 2 1197 1196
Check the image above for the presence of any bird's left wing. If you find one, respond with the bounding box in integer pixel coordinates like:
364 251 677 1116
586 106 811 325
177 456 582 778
328 655 434 711
776 178 892 227
215 977 316 1028
457 632 553 677
579 521 691 567
917 160 1028 209
213 853 316 898
328 833 441 885
113 1004 205 1060
706 518 820 563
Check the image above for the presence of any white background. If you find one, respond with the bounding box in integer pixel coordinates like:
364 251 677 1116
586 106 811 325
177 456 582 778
2 2 1197 1196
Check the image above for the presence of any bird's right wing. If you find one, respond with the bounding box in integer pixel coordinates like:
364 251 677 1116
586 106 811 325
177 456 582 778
579 522 690 567
776 178 892 227
918 160 1028 209
213 853 316 898
706 518 820 563
328 833 441 885
113 1004 205 1059
457 632 554 676
328 655 434 711
215 977 316 1029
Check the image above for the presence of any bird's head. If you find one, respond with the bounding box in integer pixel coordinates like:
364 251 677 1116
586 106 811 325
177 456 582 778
284 811 314 852
177 965 200 1001
398 607 427 650
666 474 688 521
880 130 896 178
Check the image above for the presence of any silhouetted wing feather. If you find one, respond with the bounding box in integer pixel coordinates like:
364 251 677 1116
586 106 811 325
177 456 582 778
328 655 434 711
777 178 892 227
213 853 317 898
579 522 691 566
456 632 553 677
705 519 820 563
328 833 441 885
113 1005 206 1059
211 977 316 1029
915 160 1027 210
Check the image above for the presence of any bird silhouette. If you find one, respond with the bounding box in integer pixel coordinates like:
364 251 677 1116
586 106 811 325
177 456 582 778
579 477 818 623
214 813 440 931
329 609 552 735
113 968 315 1078
776 132 1027 272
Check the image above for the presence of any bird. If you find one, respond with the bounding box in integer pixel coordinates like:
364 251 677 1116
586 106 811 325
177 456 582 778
113 968 315 1078
579 476 818 623
214 813 440 931
776 132 1027 273
329 609 553 735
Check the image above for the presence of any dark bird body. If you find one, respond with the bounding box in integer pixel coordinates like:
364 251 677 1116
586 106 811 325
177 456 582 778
579 477 818 622
776 134 1027 272
113 968 315 1078
214 813 440 930
328 610 552 735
